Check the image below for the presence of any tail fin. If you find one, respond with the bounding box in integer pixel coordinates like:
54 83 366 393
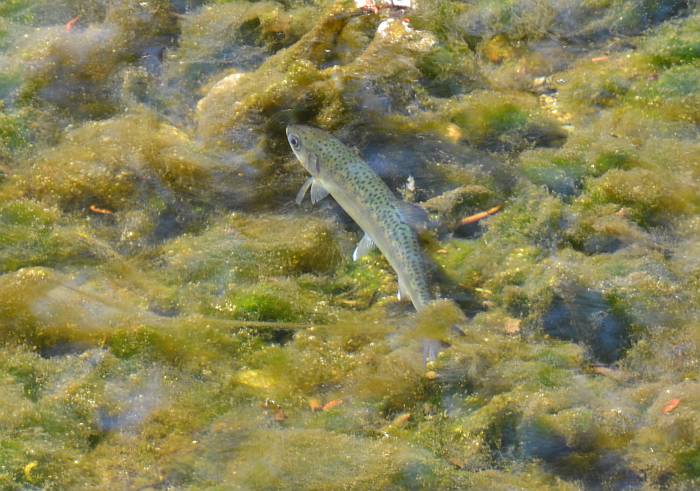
414 299 467 364
423 339 444 364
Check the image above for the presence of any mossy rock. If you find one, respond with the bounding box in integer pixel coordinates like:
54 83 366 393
642 14 700 68
519 149 588 197
453 0 689 42
10 110 236 242
161 213 345 284
579 168 698 228
446 91 566 152
0 199 101 273
0 107 30 162
0 0 108 26
165 1 320 92
12 0 181 118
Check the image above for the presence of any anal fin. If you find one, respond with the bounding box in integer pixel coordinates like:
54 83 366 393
397 278 410 302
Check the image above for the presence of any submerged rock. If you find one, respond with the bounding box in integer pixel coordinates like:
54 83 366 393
541 284 630 363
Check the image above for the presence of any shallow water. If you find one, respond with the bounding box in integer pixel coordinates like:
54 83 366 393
0 0 699 489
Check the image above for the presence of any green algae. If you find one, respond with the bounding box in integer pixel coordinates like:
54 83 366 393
166 1 321 92
0 107 30 163
1 0 700 489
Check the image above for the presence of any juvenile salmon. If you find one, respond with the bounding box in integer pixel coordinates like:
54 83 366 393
286 124 433 311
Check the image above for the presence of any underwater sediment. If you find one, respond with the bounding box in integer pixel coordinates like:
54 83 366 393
0 0 699 489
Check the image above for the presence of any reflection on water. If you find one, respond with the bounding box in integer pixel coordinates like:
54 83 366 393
0 0 699 488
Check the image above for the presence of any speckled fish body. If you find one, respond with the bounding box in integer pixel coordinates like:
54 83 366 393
286 124 431 311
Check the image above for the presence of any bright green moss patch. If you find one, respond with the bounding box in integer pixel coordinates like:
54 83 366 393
213 279 330 323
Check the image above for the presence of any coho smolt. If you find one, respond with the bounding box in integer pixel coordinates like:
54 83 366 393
286 124 449 357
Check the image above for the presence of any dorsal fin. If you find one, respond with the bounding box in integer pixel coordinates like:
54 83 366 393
396 201 431 231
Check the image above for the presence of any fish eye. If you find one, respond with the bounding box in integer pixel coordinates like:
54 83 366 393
288 134 300 149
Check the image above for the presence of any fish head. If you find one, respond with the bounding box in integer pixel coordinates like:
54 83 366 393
286 124 338 176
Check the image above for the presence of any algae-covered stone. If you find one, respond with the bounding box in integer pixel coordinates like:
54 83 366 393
11 110 238 243
416 39 482 97
519 149 588 198
12 0 181 118
0 0 108 26
0 266 148 348
193 425 453 489
213 279 329 322
421 184 497 225
161 213 344 283
538 281 631 363
446 90 566 152
0 106 30 163
626 382 700 484
580 167 698 228
0 199 101 272
165 1 319 93
195 5 355 147
455 0 690 42
195 7 439 164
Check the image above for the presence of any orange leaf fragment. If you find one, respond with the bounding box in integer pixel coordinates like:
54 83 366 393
66 15 81 32
322 399 343 411
591 56 609 63
89 204 113 215
662 398 681 414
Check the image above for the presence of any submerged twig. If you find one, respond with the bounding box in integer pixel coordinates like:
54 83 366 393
458 205 503 226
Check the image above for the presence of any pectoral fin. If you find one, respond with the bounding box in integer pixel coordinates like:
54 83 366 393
310 180 330 204
295 177 314 205
397 201 431 231
352 233 376 261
